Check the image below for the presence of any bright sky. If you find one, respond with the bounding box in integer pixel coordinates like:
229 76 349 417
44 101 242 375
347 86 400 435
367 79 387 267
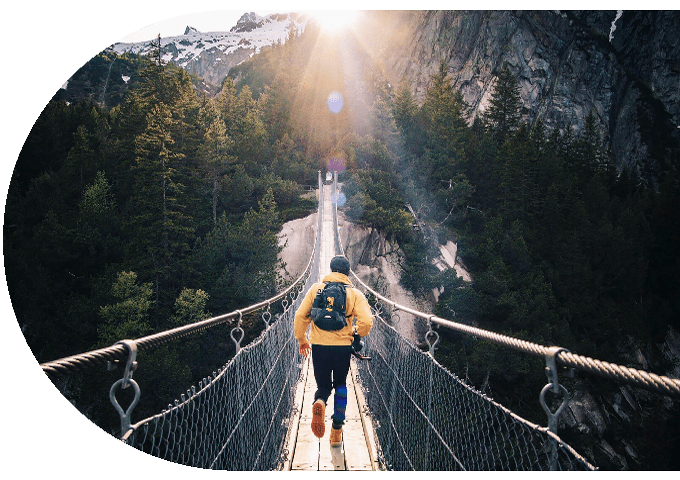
119 8 356 43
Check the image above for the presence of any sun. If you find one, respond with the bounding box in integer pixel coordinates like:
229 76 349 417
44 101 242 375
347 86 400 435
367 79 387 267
309 10 359 32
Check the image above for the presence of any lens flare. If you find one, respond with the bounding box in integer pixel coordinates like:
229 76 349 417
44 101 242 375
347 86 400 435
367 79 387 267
327 91 343 113
327 154 346 172
332 192 347 207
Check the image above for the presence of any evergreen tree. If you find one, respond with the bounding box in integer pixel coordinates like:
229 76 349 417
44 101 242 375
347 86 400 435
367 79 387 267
485 62 523 145
571 110 606 185
421 61 469 162
126 101 194 321
393 79 423 155
98 271 153 346
498 123 539 223
198 101 235 226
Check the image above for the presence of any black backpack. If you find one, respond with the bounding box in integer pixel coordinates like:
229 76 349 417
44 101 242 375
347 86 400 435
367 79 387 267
310 282 348 331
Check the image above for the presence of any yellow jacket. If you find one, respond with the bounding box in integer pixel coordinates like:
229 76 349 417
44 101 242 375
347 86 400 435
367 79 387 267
294 272 373 347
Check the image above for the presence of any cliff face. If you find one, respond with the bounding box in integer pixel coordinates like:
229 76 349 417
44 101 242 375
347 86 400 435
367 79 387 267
360 10 680 181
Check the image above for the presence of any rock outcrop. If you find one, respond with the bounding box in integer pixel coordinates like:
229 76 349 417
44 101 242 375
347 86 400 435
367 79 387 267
359 10 680 181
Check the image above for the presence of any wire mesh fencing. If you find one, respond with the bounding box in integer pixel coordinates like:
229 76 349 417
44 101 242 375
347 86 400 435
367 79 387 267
122 288 307 469
118 174 326 471
352 305 596 471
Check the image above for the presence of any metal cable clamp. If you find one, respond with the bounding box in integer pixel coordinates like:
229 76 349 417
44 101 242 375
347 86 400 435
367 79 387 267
540 346 573 434
230 310 244 353
262 303 272 328
425 315 440 358
109 339 140 438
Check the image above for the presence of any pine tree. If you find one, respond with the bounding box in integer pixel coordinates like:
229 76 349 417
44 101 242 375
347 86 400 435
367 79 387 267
498 123 539 224
98 271 153 346
572 110 605 185
126 101 194 321
485 62 523 145
198 101 235 225
421 61 469 160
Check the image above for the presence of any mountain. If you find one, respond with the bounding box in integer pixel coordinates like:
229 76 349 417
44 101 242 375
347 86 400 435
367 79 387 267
353 10 680 181
60 10 679 183
112 12 309 86
53 46 226 107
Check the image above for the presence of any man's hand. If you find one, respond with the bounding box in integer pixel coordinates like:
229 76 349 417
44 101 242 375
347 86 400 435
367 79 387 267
299 343 312 357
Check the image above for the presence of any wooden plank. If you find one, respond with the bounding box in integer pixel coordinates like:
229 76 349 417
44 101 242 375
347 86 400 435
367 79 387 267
350 358 381 471
344 375 361 420
282 356 309 471
290 419 319 470
301 382 318 417
342 419 373 471
319 430 346 470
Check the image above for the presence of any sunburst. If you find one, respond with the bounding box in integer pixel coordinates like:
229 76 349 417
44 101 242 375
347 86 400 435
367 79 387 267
308 10 359 32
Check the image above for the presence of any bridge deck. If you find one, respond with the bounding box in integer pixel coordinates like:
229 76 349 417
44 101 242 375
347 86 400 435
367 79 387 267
287 356 378 470
285 181 379 471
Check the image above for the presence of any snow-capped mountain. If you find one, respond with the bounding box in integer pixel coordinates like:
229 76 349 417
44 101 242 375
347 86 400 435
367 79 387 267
112 12 308 86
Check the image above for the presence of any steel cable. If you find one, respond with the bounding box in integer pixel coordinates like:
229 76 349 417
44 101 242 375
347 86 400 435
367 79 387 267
329 175 680 398
40 238 317 377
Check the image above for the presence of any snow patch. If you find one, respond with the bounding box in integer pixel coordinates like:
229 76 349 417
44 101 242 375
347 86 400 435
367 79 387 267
609 10 623 42
111 12 306 71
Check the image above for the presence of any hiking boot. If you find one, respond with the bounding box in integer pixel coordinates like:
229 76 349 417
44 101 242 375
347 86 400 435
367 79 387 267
329 426 343 447
311 399 326 438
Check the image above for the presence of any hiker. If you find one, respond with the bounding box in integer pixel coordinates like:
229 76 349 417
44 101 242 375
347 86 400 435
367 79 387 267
294 255 373 447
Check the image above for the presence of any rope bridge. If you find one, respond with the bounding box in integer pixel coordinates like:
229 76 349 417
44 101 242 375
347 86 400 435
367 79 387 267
39 172 680 471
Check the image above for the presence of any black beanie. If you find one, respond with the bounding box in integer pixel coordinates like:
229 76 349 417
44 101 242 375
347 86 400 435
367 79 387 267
330 255 350 275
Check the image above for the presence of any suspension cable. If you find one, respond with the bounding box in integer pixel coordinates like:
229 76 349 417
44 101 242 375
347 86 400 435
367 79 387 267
349 266 680 398
329 173 680 399
40 219 318 378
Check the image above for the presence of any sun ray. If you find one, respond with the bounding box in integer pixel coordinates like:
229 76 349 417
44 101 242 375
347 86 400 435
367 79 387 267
307 10 359 33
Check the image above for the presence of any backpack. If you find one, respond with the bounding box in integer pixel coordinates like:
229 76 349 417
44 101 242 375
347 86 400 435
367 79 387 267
310 282 348 331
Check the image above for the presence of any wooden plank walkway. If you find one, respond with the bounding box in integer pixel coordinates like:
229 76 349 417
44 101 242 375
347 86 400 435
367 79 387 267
284 180 379 471
287 356 378 471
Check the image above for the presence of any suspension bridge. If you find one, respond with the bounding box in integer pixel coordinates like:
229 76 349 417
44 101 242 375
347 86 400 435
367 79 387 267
37 172 680 471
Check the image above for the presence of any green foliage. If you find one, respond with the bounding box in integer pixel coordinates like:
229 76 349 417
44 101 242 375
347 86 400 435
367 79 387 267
98 271 153 345
8 25 680 466
383 67 680 466
484 62 524 144
170 288 211 327
341 167 413 240
5 34 322 434
421 61 470 160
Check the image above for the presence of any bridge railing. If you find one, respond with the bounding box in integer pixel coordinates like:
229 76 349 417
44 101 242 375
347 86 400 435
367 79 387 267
329 173 679 470
39 172 327 470
329 173 680 400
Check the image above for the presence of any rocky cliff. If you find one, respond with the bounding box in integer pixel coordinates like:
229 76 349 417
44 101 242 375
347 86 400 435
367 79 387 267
358 10 680 181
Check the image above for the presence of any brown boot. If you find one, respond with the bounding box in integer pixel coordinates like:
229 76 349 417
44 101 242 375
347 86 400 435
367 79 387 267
329 426 343 447
311 399 326 438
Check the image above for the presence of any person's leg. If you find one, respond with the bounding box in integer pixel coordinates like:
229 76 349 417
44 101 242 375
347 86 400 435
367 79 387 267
311 345 334 438
330 348 352 430
312 345 333 403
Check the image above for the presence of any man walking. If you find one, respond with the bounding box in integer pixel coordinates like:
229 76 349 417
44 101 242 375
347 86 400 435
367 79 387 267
294 255 373 447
